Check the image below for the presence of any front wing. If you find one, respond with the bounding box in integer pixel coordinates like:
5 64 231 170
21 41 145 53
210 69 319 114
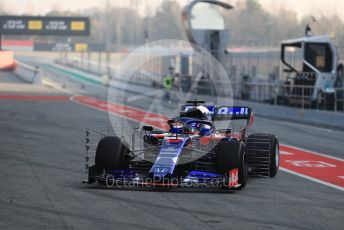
88 167 240 189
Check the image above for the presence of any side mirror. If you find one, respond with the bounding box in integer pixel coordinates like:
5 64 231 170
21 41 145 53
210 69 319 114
142 126 153 132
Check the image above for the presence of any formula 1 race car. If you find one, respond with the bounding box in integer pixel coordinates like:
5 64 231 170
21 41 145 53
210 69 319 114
85 100 279 190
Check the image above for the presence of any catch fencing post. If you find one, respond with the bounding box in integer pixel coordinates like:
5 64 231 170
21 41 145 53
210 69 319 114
300 85 305 119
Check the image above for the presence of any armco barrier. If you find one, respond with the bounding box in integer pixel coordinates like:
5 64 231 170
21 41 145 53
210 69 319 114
14 61 42 85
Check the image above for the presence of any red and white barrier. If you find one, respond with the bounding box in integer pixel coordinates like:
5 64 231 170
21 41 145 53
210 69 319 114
0 51 16 70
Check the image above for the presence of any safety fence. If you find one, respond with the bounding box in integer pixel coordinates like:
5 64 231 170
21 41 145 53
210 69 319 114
56 52 344 112
56 56 114 76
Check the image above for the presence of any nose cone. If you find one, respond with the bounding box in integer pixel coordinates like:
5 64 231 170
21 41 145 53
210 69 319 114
150 157 176 179
149 137 186 180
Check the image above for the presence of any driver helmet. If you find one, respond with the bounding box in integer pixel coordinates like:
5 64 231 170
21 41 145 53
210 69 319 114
199 124 212 136
170 121 183 134
187 123 212 136
196 105 212 121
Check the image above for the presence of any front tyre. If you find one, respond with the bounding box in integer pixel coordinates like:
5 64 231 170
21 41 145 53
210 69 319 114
216 141 248 190
95 136 129 171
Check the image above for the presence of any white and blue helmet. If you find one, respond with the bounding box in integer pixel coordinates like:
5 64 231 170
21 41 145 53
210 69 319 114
196 106 212 121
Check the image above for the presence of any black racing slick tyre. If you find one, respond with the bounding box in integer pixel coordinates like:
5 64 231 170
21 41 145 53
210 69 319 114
246 134 279 177
95 136 129 171
268 136 279 177
216 141 248 190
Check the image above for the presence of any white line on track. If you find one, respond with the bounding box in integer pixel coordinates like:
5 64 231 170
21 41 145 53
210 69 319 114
42 78 73 94
281 143 344 162
280 150 294 155
280 167 344 192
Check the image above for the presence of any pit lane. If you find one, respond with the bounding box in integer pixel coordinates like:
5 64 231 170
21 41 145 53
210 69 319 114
0 68 343 229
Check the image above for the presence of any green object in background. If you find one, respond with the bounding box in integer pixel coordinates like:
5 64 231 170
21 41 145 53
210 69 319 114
163 75 173 89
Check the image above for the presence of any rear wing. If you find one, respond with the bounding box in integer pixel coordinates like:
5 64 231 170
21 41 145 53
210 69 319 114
213 106 251 121
180 105 252 121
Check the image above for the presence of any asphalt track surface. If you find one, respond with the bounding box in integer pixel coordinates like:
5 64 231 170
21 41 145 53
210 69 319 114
0 65 344 230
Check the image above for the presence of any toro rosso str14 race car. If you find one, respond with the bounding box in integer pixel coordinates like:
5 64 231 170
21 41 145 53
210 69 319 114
86 100 279 190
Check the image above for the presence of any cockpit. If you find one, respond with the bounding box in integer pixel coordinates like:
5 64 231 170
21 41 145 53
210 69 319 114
168 119 213 136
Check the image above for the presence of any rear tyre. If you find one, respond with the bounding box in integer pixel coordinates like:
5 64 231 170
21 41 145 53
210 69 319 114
216 141 248 190
246 134 279 177
95 136 129 171
269 137 279 177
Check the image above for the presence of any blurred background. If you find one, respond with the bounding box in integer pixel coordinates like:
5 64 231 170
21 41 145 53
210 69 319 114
1 0 343 52
2 0 344 111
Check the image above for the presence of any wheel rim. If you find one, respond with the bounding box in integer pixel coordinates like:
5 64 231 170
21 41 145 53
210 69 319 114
275 144 279 168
